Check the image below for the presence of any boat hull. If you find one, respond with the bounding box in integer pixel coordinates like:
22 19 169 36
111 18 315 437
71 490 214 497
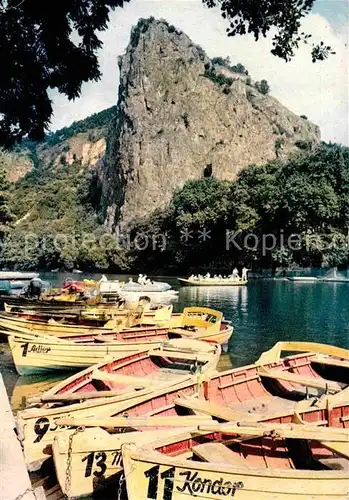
16 348 348 469
178 278 247 286
122 443 348 500
8 336 166 375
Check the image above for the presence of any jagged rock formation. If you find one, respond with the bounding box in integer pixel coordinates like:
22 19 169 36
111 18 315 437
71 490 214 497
101 18 320 231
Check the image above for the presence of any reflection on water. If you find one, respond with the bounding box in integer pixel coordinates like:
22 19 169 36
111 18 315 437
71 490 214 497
175 280 349 369
11 374 67 412
1 274 349 408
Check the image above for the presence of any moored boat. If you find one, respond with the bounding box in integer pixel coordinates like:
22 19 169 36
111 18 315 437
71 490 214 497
53 390 349 498
122 420 349 500
6 318 232 375
16 341 348 469
0 305 173 336
29 338 221 405
0 271 39 280
179 278 247 286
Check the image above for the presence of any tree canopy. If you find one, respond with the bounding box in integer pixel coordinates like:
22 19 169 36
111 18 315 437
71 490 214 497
134 143 349 272
0 0 333 147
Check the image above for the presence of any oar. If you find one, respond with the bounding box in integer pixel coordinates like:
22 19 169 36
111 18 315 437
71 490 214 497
198 421 349 442
54 415 213 428
0 329 66 343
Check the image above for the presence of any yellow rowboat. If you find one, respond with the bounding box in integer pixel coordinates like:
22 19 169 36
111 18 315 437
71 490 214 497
7 318 230 375
3 302 173 324
122 422 349 500
167 307 233 345
16 343 347 469
178 278 248 286
53 428 201 499
0 305 173 338
53 392 349 499
2 307 232 344
28 339 221 405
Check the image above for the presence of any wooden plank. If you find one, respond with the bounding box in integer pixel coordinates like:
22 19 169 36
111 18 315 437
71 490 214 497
31 389 132 402
174 396 262 422
54 415 213 428
312 355 349 369
319 440 349 459
192 442 249 467
91 369 156 387
198 422 349 442
218 373 260 390
257 365 340 392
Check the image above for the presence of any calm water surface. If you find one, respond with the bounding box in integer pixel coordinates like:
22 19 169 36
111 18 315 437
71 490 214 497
1 273 348 409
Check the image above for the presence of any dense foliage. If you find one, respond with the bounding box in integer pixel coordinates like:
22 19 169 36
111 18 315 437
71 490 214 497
203 0 334 62
132 143 349 272
0 1 334 147
44 107 117 147
1 112 348 273
0 0 128 147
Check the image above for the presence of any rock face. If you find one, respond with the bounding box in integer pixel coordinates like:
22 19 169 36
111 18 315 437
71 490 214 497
100 18 320 230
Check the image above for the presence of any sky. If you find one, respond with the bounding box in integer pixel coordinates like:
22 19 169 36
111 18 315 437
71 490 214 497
50 0 349 145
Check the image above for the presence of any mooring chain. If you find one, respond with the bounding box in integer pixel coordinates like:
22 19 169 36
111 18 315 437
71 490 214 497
14 487 35 500
117 472 125 500
64 426 85 499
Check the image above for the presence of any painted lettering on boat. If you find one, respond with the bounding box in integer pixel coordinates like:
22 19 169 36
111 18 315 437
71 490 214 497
144 465 244 499
177 471 244 496
33 416 73 442
21 342 51 357
81 450 122 478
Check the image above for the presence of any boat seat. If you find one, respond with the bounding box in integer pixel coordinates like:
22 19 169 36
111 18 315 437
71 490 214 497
192 442 250 467
318 457 349 471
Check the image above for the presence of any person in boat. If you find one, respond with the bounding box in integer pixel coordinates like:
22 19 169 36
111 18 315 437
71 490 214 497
205 272 211 279
26 277 44 299
138 274 145 285
218 274 223 279
128 277 133 283
232 267 239 279
242 266 249 281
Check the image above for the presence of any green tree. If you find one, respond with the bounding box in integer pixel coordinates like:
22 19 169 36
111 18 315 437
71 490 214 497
255 79 271 95
203 0 334 62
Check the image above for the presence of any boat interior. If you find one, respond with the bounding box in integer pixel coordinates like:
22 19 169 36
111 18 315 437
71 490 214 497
155 432 349 472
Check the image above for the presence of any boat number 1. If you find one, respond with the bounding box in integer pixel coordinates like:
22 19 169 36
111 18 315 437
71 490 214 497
144 465 175 500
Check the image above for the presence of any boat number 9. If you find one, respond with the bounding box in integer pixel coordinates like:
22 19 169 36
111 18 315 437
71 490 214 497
34 417 50 443
33 417 62 443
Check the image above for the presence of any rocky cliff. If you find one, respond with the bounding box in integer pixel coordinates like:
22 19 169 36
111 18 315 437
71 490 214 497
101 18 320 231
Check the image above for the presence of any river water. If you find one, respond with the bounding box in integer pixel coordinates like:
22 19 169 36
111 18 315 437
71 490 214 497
1 273 348 410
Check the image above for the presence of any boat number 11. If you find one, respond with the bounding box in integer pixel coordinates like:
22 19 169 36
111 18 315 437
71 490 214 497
145 465 175 500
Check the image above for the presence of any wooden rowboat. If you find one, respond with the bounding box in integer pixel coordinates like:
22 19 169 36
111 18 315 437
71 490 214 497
122 421 349 500
178 278 248 286
16 341 348 469
3 303 174 324
7 319 231 375
28 339 221 405
53 391 349 498
0 306 227 341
